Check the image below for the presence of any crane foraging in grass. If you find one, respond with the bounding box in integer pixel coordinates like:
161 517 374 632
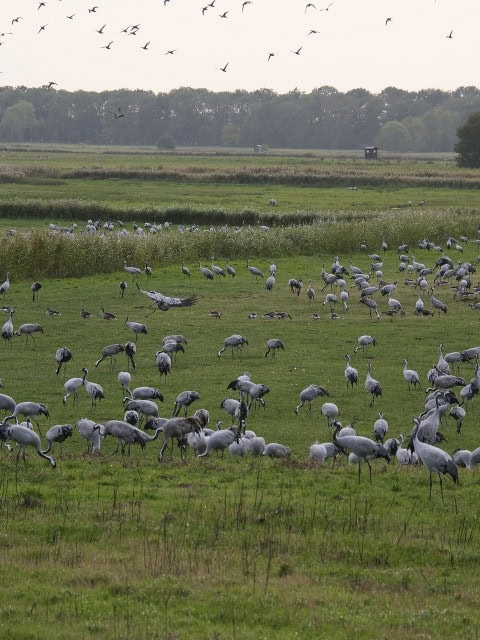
365 363 382 407
295 384 330 414
333 421 389 483
0 423 56 467
412 430 458 501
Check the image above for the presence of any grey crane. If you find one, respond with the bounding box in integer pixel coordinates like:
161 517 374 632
431 292 448 315
46 308 61 318
144 263 152 278
198 425 241 458
263 442 290 458
161 340 185 358
217 334 248 357
384 433 404 457
403 358 420 391
306 280 315 304
125 342 137 370
247 383 269 411
1 310 14 343
426 371 466 392
412 431 458 500
0 272 10 297
344 354 358 390
4 401 49 427
265 338 284 358
125 316 147 342
181 262 191 278
309 442 339 464
163 334 188 347
354 335 377 355
0 423 55 467
449 405 466 433
289 278 303 296
15 323 44 347
119 280 128 297
452 447 480 469
81 368 105 408
333 422 389 482
159 414 206 461
31 281 42 302
250 436 266 457
295 384 330 414
155 351 172 378
226 259 236 277
117 371 132 395
130 386 163 401
123 260 142 279
321 402 339 428
80 308 93 319
220 398 242 419
199 262 214 280
63 375 85 405
102 419 162 456
360 297 380 319
210 257 226 277
75 418 103 452
373 412 388 443
0 393 16 418
265 275 275 292
365 363 382 407
123 398 161 422
95 343 125 369
137 286 197 312
172 390 200 417
44 424 73 453
269 261 277 276
436 343 450 374
246 260 264 282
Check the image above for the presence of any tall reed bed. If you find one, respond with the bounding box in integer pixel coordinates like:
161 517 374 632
1 208 478 279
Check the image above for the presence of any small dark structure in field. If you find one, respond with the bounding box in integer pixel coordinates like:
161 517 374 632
364 146 379 160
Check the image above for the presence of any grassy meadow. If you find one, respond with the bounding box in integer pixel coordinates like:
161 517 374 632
0 148 480 638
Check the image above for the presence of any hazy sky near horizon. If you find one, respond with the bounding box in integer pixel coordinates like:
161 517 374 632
1 0 478 95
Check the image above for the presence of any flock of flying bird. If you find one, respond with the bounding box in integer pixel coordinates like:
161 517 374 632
2 224 480 501
0 1 456 90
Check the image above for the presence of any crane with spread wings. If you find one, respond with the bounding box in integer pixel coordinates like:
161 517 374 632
136 284 197 312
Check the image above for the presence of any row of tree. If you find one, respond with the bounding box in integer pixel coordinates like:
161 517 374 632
0 84 478 152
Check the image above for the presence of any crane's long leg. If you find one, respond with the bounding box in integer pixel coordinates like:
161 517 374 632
367 460 372 482
439 473 444 501
357 462 361 483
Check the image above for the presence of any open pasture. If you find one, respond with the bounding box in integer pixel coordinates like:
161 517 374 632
0 236 480 638
1 149 480 638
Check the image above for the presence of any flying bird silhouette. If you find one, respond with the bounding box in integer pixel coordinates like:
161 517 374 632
102 41 114 49
47 81 57 90
218 62 229 72
385 17 392 25
267 52 276 61
141 41 150 50
291 46 302 55
242 1 253 12
96 24 106 34
220 11 229 18
37 24 48 34
446 30 453 39
88 6 98 13
305 3 317 12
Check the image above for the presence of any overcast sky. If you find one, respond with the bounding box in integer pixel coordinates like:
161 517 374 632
0 0 477 95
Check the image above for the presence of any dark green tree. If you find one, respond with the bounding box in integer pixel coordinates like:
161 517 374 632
455 112 480 167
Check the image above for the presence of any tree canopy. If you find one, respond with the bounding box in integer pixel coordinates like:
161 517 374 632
455 112 480 167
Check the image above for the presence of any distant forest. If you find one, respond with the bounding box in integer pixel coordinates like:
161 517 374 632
1 84 479 152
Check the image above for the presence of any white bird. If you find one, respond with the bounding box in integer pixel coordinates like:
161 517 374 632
81 368 105 408
413 432 458 501
403 358 420 391
0 423 55 467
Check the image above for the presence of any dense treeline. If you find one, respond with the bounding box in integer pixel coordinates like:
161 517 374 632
0 84 479 151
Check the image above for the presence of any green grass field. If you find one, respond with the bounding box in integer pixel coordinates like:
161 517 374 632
0 148 480 639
